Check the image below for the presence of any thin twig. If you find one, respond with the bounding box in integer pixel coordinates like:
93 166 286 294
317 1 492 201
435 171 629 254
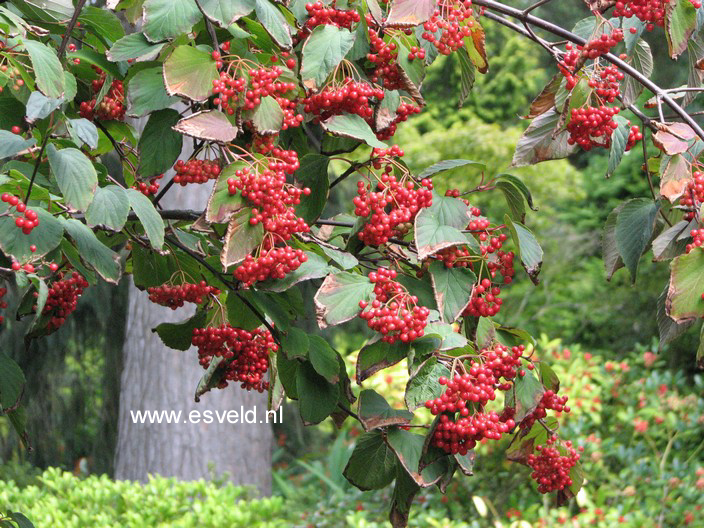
57 0 88 60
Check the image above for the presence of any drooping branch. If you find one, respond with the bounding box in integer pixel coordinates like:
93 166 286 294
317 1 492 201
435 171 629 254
474 0 704 141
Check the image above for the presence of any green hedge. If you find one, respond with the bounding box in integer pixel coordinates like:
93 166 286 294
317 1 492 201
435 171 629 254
0 468 291 528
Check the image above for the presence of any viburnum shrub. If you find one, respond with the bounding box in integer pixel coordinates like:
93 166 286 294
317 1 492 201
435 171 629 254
0 0 703 525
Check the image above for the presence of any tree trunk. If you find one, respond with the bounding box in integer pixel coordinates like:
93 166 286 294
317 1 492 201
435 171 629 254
114 180 273 495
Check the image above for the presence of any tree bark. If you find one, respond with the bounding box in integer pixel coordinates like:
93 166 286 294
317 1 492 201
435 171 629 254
114 179 273 495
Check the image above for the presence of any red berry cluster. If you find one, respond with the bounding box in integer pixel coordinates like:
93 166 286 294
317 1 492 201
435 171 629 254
191 324 277 392
354 148 433 246
358 267 429 343
79 68 125 121
579 29 624 59
1 193 40 235
211 73 247 115
40 272 89 332
132 174 163 196
147 281 220 310
527 435 581 493
426 343 526 454
300 2 360 39
463 277 504 317
612 0 670 31
0 286 7 325
173 159 221 185
686 228 704 253
375 101 423 140
234 244 308 286
407 46 426 61
212 65 300 122
520 389 571 431
588 65 624 103
367 24 403 90
679 171 704 220
226 158 310 240
567 105 620 150
302 79 385 123
421 1 475 56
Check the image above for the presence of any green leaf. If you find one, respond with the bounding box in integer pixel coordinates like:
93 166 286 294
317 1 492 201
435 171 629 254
666 0 698 58
23 40 64 98
258 251 330 292
127 66 179 117
199 0 255 26
307 335 340 383
25 91 63 122
509 370 545 422
47 144 98 211
697 324 704 369
356 338 410 383
78 6 125 45
173 110 240 142
301 25 356 89
85 185 130 231
67 119 99 150
295 154 330 224
153 310 207 351
0 131 36 160
321 245 358 270
313 271 374 328
614 198 660 282
607 116 631 178
221 208 264 267
505 215 543 285
457 47 476 107
0 352 25 411
321 114 387 149
622 40 653 106
414 193 471 260
225 292 263 331
602 203 626 280
511 107 575 167
429 261 475 323
389 462 420 527
249 96 283 134
418 159 485 179
281 326 309 360
496 179 526 221
107 33 166 63
194 355 228 402
666 247 704 323
60 218 121 283
386 428 444 487
143 0 202 42
0 205 62 261
126 188 165 249
344 430 397 490
8 512 34 528
497 174 536 213
255 0 293 48
67 49 123 79
138 108 183 177
404 357 451 411
163 45 220 102
538 363 560 393
206 161 248 223
358 389 413 430
296 361 339 424
657 284 694 349
423 321 468 350
386 0 435 26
